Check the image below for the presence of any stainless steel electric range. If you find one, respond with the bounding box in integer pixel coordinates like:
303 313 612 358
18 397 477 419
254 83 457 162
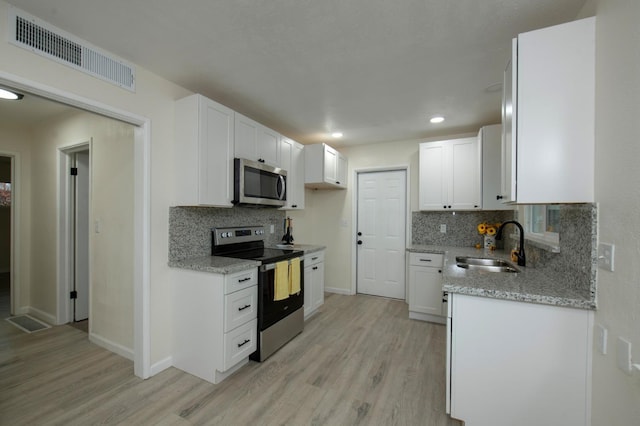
212 226 304 361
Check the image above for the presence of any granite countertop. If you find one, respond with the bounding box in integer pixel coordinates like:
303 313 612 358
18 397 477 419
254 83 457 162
169 244 325 274
169 256 260 274
408 245 596 310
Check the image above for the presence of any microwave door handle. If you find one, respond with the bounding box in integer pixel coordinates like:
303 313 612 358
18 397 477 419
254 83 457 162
277 175 286 200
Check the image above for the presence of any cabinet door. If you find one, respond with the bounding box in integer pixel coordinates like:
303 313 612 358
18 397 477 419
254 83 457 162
336 153 348 187
482 125 514 210
199 99 235 206
323 145 338 184
279 137 305 210
500 41 517 203
450 294 592 425
258 125 280 167
419 142 447 210
312 262 325 311
303 265 313 317
515 18 595 203
234 113 259 161
449 138 481 210
408 266 443 316
291 141 305 209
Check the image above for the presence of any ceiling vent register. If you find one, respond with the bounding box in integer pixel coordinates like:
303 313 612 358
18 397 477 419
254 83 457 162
8 7 135 92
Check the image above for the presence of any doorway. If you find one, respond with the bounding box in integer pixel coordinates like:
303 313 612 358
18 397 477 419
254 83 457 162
356 169 407 299
0 156 12 318
65 147 90 324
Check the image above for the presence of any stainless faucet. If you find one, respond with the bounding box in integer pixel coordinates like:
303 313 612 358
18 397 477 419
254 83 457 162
495 220 526 267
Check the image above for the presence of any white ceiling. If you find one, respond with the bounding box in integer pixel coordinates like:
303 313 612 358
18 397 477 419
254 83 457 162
3 0 586 146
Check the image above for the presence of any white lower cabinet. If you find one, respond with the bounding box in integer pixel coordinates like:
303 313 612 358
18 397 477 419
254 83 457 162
173 267 258 384
408 252 445 324
303 250 325 319
448 293 593 426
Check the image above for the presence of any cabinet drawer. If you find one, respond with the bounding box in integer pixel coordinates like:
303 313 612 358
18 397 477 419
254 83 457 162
224 285 257 333
409 252 444 267
224 268 257 294
223 318 257 371
305 251 325 266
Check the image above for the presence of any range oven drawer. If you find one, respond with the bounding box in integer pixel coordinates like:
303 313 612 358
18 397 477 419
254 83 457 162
224 269 258 294
224 285 257 333
223 318 257 371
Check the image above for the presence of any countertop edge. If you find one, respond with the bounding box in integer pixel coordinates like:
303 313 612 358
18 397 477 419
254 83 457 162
407 245 596 310
169 257 260 274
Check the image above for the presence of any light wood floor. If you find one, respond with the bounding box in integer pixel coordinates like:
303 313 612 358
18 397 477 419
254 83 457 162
0 293 460 425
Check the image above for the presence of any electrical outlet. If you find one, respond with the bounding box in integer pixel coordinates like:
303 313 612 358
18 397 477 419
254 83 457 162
596 324 608 355
598 243 615 271
440 224 447 233
270 224 275 234
617 337 632 374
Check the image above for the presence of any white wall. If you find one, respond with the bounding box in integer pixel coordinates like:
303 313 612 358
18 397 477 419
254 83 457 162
0 0 191 366
591 0 640 423
29 110 135 350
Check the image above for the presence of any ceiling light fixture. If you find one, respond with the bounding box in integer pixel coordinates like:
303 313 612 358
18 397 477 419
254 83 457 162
430 116 445 124
0 88 24 100
331 132 343 138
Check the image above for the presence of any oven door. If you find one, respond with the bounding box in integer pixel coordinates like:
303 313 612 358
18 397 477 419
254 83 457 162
258 258 304 330
234 158 287 207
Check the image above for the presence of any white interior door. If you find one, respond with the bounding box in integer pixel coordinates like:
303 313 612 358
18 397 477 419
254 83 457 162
356 170 406 299
73 150 90 321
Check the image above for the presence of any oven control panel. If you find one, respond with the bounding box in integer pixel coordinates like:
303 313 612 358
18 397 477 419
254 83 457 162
213 226 265 246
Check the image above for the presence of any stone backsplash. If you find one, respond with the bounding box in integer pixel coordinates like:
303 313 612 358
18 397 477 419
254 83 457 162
412 204 598 302
412 210 515 247
169 206 287 262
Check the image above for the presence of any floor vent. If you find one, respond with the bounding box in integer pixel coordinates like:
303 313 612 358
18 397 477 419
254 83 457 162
8 7 136 92
5 315 51 333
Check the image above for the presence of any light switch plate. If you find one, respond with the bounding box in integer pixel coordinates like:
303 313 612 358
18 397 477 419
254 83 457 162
617 337 632 374
596 324 607 355
440 224 447 233
598 243 615 272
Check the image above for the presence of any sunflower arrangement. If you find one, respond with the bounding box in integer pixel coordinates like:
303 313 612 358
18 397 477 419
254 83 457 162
475 222 502 249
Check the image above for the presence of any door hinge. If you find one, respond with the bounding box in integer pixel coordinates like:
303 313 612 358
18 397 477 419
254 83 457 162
70 167 78 176
70 290 77 299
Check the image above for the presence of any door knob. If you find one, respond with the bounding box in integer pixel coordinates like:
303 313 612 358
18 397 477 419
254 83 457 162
357 232 362 236
357 240 363 245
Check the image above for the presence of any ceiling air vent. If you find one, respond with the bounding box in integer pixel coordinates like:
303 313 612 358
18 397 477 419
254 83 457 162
8 7 135 92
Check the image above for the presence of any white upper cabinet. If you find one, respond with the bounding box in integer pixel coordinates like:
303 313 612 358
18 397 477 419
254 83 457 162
174 94 235 207
305 143 348 189
234 113 280 167
480 125 514 211
279 136 305 210
501 17 595 204
419 137 481 211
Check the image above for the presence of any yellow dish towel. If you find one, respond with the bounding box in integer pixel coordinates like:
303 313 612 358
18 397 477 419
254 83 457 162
274 260 290 301
289 258 301 295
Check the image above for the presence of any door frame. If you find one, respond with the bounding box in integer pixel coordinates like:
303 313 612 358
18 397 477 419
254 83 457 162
59 142 91 324
351 165 411 298
0 152 20 316
0 71 151 379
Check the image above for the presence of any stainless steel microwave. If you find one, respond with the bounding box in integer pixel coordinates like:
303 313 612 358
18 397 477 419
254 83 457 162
233 158 287 207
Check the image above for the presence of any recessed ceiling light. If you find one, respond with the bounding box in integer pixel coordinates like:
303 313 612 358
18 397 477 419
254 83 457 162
0 88 24 100
331 132 343 138
430 116 445 124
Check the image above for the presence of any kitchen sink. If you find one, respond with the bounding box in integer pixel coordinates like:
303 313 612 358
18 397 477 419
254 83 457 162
455 256 520 273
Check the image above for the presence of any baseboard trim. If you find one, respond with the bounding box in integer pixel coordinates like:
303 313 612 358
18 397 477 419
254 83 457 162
409 311 446 325
150 356 173 376
89 333 134 361
324 287 352 295
26 306 57 325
